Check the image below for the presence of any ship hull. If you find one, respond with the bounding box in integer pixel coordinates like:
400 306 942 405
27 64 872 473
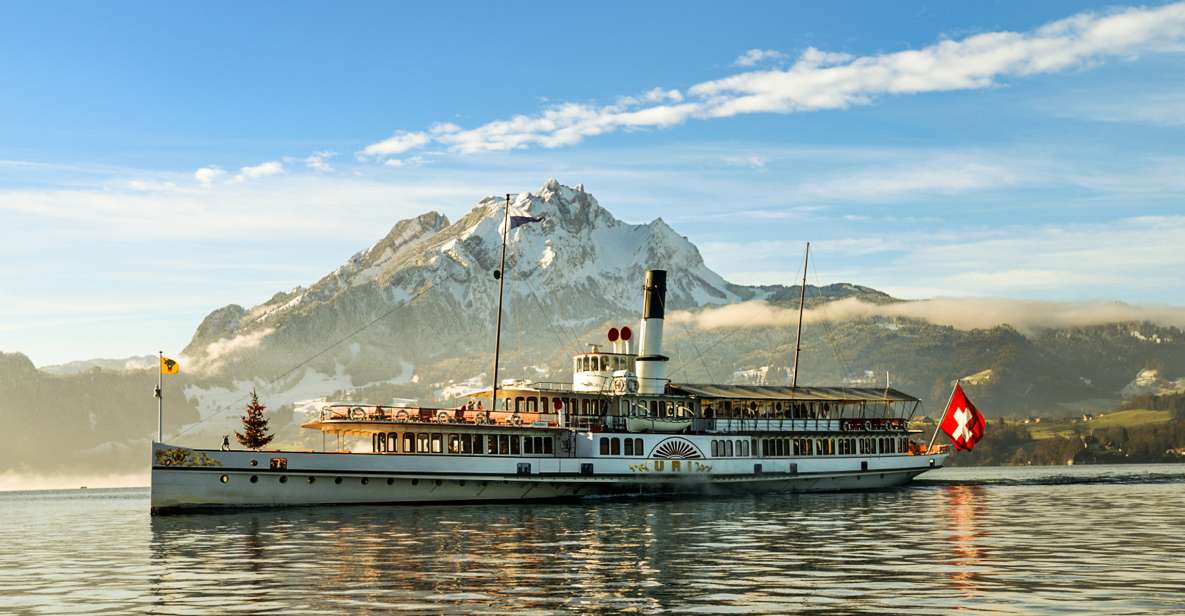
150 442 945 513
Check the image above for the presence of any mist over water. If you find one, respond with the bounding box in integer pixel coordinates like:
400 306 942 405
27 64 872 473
3 465 1184 615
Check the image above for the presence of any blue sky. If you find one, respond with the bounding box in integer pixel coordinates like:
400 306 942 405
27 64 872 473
2 1 1185 365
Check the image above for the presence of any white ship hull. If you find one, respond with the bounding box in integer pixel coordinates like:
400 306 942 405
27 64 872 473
150 441 946 512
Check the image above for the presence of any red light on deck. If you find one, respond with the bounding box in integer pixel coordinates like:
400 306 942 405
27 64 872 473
607 327 619 342
620 326 632 341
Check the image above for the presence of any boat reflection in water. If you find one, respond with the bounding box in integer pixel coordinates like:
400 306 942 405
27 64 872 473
140 467 1185 614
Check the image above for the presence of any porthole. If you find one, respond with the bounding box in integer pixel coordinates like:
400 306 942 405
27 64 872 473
361 477 369 485
334 477 343 484
250 459 259 467
308 476 316 484
219 474 229 483
250 475 258 483
411 479 419 486
386 478 394 485
279 476 288 484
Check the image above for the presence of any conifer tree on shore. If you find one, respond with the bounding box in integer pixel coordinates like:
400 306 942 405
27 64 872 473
235 390 274 450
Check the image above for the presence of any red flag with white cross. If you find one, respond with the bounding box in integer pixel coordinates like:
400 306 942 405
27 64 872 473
939 383 986 451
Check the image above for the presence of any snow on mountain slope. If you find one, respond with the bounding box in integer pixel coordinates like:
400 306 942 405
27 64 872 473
181 179 760 380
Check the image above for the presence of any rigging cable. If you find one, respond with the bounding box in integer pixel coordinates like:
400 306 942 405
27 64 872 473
808 257 856 384
168 281 437 442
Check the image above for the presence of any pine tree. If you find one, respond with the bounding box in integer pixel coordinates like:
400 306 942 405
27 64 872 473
235 389 275 450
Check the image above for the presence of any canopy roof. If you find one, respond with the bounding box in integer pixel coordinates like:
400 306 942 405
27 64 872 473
668 384 919 403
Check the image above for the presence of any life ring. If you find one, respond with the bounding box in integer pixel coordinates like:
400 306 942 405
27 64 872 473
349 407 365 421
395 410 409 422
474 412 488 425
509 414 523 426
626 378 639 394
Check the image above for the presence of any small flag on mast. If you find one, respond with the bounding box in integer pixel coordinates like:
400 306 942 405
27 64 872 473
160 356 180 375
509 214 544 229
939 383 985 451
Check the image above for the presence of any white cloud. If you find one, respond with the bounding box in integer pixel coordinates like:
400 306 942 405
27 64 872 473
188 327 274 373
234 160 285 182
194 166 226 186
125 179 178 192
799 160 1025 200
360 131 431 157
358 2 1185 155
734 48 789 67
304 151 336 172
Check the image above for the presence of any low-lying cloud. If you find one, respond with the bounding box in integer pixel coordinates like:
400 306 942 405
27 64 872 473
668 297 1185 336
187 327 274 373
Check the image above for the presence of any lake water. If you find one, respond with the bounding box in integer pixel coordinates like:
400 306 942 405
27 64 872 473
2 464 1184 615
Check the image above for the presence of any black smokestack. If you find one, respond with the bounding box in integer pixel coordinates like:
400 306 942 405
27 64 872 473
642 270 667 320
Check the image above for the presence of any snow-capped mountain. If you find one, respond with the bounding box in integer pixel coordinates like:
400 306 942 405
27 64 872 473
181 179 762 383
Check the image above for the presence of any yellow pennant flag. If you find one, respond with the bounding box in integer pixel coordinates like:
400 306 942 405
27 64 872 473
160 356 180 375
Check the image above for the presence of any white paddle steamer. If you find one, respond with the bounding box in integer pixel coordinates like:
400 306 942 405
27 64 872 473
151 263 948 512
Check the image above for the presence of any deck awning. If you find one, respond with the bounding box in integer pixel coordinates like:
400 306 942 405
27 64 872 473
668 383 919 403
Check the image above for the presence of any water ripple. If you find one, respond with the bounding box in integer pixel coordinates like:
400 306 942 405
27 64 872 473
2 465 1185 614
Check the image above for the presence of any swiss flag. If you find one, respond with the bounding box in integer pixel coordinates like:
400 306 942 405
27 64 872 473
939 383 986 451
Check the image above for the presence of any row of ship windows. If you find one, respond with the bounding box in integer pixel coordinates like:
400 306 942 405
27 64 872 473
575 354 635 373
709 439 753 457
702 400 900 419
220 475 505 488
707 437 908 457
502 396 608 414
598 437 645 456
759 436 908 456
372 432 554 456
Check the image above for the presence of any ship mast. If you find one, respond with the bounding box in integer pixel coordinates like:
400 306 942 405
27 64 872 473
791 242 809 388
491 194 511 414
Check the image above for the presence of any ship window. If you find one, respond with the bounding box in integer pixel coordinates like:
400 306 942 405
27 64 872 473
448 434 460 454
625 438 634 456
599 356 608 371
527 397 538 413
413 433 427 453
499 435 510 455
487 435 498 455
545 438 554 454
726 440 734 457
524 436 535 454
431 433 442 454
388 433 398 452
610 438 620 456
711 440 719 457
540 397 548 412
599 437 610 455
403 433 413 453
776 439 786 457
514 397 524 412
574 358 580 372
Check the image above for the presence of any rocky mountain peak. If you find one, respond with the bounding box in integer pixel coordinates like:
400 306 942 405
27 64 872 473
180 180 764 374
